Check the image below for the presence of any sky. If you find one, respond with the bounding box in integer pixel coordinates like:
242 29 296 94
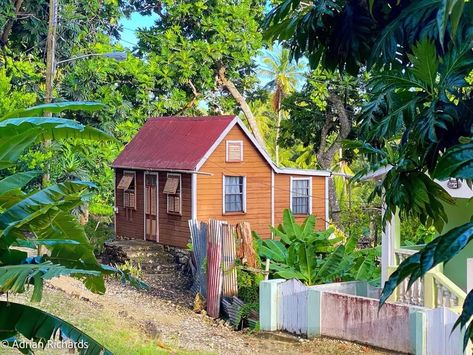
119 13 157 48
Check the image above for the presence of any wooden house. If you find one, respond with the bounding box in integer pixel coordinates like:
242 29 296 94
112 115 330 248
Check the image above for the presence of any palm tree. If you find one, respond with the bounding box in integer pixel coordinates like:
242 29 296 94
258 46 305 164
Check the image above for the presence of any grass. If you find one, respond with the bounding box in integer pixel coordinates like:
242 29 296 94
4 288 199 355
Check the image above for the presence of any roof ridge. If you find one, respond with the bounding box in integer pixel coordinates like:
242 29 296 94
147 115 236 121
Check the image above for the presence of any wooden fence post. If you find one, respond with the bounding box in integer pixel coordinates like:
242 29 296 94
424 273 436 308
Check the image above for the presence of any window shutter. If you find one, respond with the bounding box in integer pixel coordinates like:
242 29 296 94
226 141 243 162
163 176 179 194
117 174 134 190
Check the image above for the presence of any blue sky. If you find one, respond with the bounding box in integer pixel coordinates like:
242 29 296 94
119 13 157 47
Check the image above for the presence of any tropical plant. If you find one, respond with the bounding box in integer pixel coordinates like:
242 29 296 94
265 0 473 346
258 45 305 163
257 209 380 285
0 102 147 353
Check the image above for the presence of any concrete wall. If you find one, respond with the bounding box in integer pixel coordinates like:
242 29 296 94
321 292 414 353
310 281 381 299
260 279 467 354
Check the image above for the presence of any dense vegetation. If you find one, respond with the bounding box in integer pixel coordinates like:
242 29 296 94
1 0 472 350
265 0 473 346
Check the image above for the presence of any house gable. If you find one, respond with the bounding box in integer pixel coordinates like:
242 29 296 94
196 124 273 234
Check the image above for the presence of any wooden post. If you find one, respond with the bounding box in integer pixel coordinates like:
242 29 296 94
467 259 473 293
43 0 58 187
424 273 436 308
381 204 401 286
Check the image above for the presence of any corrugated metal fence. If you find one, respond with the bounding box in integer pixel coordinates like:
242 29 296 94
189 219 238 318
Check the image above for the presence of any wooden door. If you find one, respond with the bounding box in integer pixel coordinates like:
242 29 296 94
145 173 158 241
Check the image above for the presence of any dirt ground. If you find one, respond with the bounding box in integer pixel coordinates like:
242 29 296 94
4 241 398 354
41 277 394 355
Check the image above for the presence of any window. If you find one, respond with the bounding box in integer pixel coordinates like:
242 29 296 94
226 140 243 162
165 173 181 214
117 171 136 209
291 178 311 215
223 176 246 213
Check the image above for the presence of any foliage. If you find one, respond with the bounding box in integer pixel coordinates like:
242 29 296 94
0 103 147 353
127 0 264 117
265 0 473 345
237 268 264 305
257 209 380 286
116 259 143 280
280 68 362 161
0 301 112 354
84 218 114 255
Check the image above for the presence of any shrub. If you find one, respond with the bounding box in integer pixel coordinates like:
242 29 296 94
84 218 114 255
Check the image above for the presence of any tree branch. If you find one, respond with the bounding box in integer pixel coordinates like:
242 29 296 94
1 0 24 47
216 62 267 149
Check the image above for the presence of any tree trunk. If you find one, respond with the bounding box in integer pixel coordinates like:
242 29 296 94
315 94 352 226
0 0 24 46
274 89 283 165
216 64 267 150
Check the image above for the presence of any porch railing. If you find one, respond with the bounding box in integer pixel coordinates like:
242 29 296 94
390 248 466 310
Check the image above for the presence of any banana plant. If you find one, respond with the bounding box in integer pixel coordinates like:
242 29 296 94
257 209 380 286
0 102 147 354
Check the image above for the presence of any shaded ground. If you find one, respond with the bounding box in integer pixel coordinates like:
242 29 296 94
4 240 398 354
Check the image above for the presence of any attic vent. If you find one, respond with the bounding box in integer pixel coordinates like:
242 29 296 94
117 174 134 190
226 140 243 162
163 175 180 194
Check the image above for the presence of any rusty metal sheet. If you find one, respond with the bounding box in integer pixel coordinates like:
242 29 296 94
207 219 225 318
222 224 238 297
112 116 236 170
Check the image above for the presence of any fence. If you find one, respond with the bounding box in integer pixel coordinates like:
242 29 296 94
260 279 469 354
188 219 238 318
393 248 466 310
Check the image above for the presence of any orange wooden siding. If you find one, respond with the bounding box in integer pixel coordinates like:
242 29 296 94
197 125 273 237
196 125 327 237
274 174 326 230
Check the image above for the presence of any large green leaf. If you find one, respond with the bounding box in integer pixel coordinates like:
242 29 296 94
433 142 473 179
0 262 100 302
0 181 91 246
0 117 115 143
31 210 105 293
437 0 465 45
282 208 298 238
301 214 316 236
315 245 345 283
0 130 39 169
260 239 288 263
407 40 439 92
0 171 40 196
1 102 105 120
0 301 111 354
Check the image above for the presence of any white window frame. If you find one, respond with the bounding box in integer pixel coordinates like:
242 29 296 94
225 140 243 162
222 175 247 214
166 173 182 215
122 170 136 209
290 176 312 215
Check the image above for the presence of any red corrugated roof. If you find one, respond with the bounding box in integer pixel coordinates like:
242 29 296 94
112 115 236 171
